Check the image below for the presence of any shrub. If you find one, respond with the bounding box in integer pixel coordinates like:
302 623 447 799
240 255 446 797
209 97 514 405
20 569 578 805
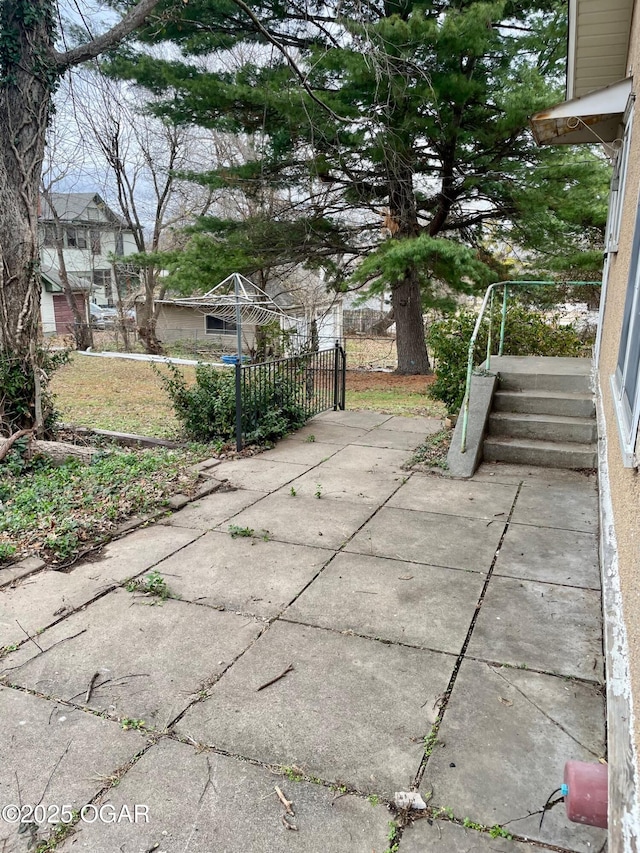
427 303 585 413
157 362 307 444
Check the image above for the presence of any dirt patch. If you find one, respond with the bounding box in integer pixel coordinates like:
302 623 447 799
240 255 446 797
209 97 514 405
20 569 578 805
345 371 435 392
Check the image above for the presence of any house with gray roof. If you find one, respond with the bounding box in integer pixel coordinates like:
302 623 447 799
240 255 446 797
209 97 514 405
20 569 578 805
39 193 137 334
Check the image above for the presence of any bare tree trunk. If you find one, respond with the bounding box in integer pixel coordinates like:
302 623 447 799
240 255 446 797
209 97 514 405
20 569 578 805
138 269 163 354
0 1 55 430
371 309 395 336
388 167 431 374
392 271 431 374
0 0 162 430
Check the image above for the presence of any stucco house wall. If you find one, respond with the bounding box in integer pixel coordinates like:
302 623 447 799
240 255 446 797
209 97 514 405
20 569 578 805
596 0 640 776
530 2 640 844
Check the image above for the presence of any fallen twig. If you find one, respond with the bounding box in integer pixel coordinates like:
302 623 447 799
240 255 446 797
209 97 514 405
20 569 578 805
15 619 43 652
275 786 294 816
257 663 294 692
281 814 298 831
85 672 100 704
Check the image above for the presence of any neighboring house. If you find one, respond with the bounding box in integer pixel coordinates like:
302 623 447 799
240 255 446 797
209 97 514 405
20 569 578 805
151 300 258 352
40 269 91 337
150 267 343 354
39 193 137 333
531 2 640 847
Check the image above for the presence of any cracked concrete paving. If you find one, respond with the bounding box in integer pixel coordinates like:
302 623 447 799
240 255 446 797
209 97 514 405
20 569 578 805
0 411 606 852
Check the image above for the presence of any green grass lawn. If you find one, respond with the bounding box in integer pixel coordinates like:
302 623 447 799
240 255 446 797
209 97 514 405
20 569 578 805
51 355 442 437
347 387 444 417
51 355 196 438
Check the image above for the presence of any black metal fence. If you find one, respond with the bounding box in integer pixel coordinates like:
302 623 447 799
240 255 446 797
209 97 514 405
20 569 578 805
235 341 346 449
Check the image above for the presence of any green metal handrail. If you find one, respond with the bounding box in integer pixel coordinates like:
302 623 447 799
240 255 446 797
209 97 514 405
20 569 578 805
459 280 601 453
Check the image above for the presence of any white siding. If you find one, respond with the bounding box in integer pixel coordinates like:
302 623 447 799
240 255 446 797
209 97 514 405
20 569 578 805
570 0 634 97
40 290 56 335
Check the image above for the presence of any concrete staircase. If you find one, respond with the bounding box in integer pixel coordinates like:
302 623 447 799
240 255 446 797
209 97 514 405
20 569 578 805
483 356 597 469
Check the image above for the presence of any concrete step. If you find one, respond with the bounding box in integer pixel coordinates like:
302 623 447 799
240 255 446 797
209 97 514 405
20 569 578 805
488 411 597 444
483 436 597 470
493 389 595 418
489 356 592 394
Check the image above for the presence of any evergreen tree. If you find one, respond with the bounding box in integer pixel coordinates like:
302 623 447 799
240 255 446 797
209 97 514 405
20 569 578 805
112 0 597 373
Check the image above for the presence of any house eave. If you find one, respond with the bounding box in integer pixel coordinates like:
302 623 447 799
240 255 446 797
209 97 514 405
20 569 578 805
567 0 634 99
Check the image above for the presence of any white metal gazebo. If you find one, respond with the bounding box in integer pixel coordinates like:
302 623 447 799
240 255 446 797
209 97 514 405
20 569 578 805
173 273 298 449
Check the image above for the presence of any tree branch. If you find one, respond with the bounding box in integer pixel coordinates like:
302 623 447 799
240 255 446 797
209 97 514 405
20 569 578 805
53 0 162 71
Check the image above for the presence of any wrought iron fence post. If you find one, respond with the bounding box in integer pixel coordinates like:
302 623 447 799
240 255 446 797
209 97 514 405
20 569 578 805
340 343 346 410
333 340 340 411
235 362 243 451
234 273 243 451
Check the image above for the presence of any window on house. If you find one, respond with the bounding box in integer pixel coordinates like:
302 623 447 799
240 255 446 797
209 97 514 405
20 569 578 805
115 233 124 256
92 270 113 304
607 110 633 253
205 315 237 335
90 229 101 255
42 224 57 247
611 193 640 466
66 227 87 249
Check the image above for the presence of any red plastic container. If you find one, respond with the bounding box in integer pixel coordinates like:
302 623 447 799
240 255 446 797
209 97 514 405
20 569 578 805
563 760 608 829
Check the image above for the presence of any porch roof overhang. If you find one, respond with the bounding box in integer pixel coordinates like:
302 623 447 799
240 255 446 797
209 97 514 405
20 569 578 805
530 77 633 146
42 270 91 293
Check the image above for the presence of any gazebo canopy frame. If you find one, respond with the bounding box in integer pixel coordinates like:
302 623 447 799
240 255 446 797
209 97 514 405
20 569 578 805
173 273 297 450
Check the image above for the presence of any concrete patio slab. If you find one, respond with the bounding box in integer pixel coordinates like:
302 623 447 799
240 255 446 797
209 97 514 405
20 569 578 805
312 410 393 429
512 482 598 534
426 659 606 852
0 569 107 649
2 589 263 728
218 493 376 550
388 476 518 521
495 524 600 589
58 738 390 853
351 428 430 450
210 458 310 492
165 488 267 530
274 465 402 505
317 444 410 475
283 551 484 654
287 422 369 444
0 526 203 648
0 555 45 588
467 576 603 680
0 685 146 851
72 524 202 586
377 415 443 434
257 438 342 465
0 410 606 853
473 463 598 488
401 819 544 851
177 620 454 796
346 506 505 572
158 531 333 617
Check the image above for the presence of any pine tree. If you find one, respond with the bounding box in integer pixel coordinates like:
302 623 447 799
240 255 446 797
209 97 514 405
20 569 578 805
111 0 592 373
